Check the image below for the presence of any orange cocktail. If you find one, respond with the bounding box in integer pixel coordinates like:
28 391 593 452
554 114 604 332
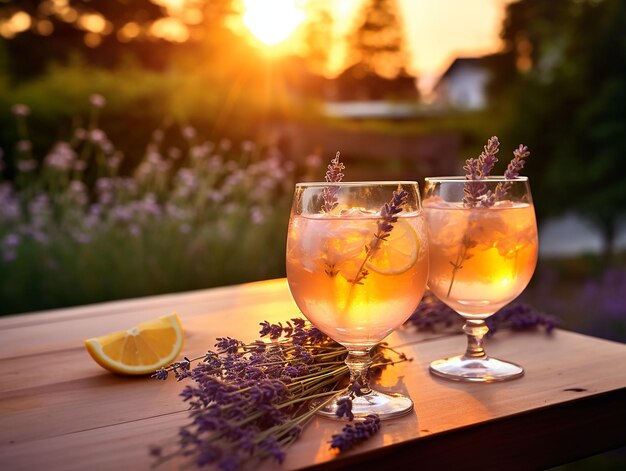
287 211 428 347
286 181 428 419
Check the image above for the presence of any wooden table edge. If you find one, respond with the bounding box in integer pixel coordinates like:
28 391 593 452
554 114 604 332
299 386 626 471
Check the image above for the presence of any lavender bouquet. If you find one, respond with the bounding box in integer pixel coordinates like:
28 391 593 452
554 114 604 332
151 318 406 469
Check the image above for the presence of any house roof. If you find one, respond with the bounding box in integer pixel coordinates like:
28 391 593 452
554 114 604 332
433 56 489 91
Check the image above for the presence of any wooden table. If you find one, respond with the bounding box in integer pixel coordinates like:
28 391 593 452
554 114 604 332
1 279 625 470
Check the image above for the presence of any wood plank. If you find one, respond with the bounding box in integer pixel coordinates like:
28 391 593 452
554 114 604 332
1 279 625 470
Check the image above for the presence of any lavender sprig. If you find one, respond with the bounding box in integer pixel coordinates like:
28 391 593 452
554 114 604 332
150 318 409 470
348 189 408 285
329 415 381 452
322 152 344 213
448 137 529 297
463 136 500 207
494 144 531 200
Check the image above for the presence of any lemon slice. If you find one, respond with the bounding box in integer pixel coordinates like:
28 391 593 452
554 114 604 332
85 314 184 375
366 219 419 275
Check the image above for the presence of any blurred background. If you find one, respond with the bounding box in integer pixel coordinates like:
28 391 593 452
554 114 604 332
0 0 625 467
1 1 626 336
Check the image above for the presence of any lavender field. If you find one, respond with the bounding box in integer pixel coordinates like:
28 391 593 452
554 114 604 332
0 97 309 315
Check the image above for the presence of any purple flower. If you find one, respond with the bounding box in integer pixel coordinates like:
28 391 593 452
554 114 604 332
3 233 20 248
247 380 287 405
322 152 345 212
16 158 36 172
241 140 256 153
463 137 530 207
90 129 107 144
405 291 458 330
16 140 33 154
330 414 381 452
487 303 558 335
215 337 240 354
259 321 290 340
11 104 30 117
182 126 196 140
89 94 106 108
44 142 76 170
195 443 221 467
335 397 354 420
217 453 242 471
406 290 558 335
463 136 499 207
376 189 408 235
258 436 286 463
349 189 408 285
152 368 169 380
494 144 531 200
150 313 411 470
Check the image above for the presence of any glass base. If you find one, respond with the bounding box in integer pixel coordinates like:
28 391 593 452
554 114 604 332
316 390 414 420
429 355 524 383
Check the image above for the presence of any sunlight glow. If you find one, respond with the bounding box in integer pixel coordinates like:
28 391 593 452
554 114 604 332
242 0 305 46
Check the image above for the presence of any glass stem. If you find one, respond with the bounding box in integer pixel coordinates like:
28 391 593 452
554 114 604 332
463 319 489 359
344 349 373 395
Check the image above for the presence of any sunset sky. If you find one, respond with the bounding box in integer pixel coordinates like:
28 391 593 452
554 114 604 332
0 0 514 93
332 0 514 92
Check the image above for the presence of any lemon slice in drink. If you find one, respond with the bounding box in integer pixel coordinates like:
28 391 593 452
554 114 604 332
366 219 419 275
85 314 184 375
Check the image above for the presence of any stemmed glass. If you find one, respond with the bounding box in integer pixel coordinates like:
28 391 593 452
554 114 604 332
286 181 429 419
423 176 538 382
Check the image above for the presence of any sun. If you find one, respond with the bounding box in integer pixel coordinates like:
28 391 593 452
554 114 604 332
242 0 305 46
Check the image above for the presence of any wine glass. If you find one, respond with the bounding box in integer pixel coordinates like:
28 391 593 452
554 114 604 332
286 181 429 419
423 176 538 382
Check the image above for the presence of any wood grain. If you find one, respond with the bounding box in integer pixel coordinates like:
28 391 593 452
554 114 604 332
1 278 625 470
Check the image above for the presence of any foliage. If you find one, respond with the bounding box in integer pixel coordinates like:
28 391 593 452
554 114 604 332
0 0 237 79
494 0 626 257
0 60 308 173
0 97 304 315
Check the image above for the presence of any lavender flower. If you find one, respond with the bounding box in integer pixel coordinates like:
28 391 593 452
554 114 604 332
404 291 458 331
348 189 408 285
330 415 381 452
463 137 531 207
1 94 301 322
321 152 344 213
335 397 354 421
89 94 106 108
405 290 558 335
16 140 33 154
463 136 499 207
494 144 531 200
487 303 558 335
449 137 530 295
11 104 30 117
151 318 408 469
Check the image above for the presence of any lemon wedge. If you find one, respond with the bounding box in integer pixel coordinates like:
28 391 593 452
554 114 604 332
366 219 419 275
85 314 184 375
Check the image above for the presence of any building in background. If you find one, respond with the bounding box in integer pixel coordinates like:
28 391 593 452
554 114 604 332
433 57 492 110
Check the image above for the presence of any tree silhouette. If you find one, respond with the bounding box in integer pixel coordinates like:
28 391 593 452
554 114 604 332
348 0 409 79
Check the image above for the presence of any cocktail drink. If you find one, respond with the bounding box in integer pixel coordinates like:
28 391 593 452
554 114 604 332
286 182 428 419
424 177 538 381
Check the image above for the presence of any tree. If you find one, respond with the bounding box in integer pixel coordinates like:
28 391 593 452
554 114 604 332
0 0 241 80
300 2 335 76
495 0 626 261
347 0 410 79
